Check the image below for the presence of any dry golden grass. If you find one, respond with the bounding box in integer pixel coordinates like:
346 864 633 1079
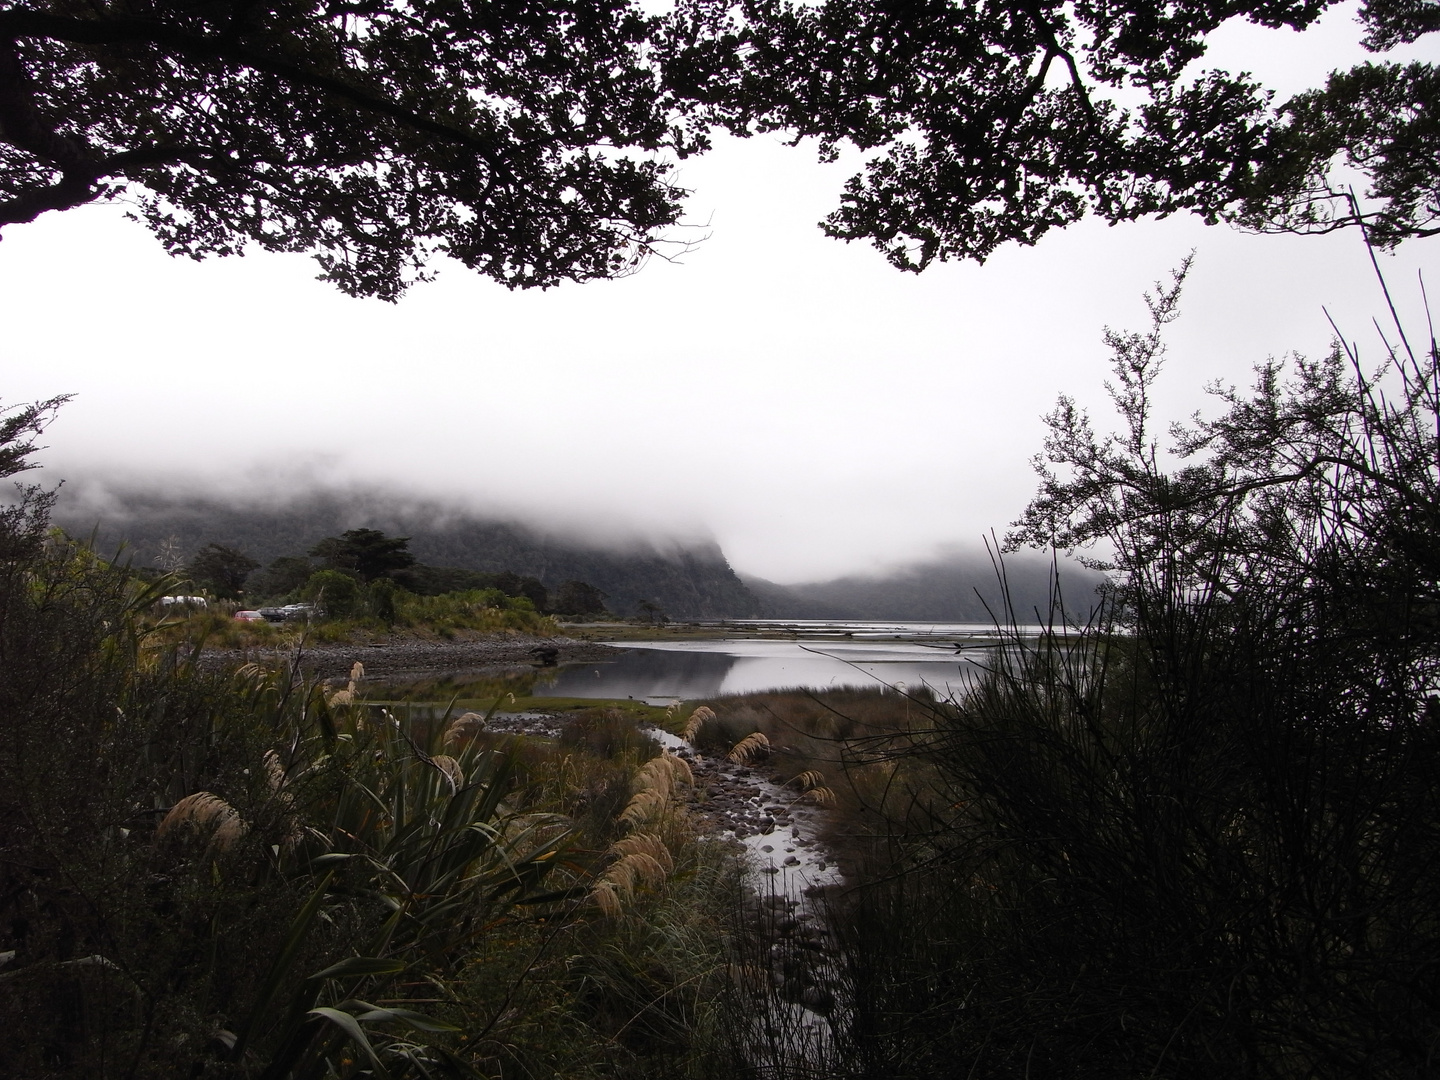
610 831 674 872
430 753 465 790
443 710 488 747
790 769 826 791
617 787 669 829
326 661 365 707
605 751 693 912
787 768 836 806
589 831 674 917
156 792 245 851
682 704 715 743
263 748 287 792
726 730 770 764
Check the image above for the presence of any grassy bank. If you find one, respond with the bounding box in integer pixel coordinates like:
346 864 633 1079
145 590 562 651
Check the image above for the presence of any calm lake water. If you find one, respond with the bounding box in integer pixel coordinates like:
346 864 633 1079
538 622 1043 704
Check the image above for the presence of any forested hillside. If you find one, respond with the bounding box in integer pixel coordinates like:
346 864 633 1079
54 487 762 619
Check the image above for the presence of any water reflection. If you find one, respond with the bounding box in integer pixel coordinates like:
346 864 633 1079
539 638 985 704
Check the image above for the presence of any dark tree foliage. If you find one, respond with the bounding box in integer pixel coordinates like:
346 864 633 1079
496 569 549 610
247 553 313 599
0 395 66 560
669 0 1438 267
3 0 1433 297
309 526 414 582
0 0 703 299
0 394 67 480
795 268 1440 1078
184 540 258 599
551 578 608 615
404 566 549 607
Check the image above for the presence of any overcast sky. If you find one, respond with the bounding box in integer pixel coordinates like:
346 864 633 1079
3 3 1436 582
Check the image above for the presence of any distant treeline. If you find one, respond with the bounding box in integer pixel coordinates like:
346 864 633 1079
181 529 612 618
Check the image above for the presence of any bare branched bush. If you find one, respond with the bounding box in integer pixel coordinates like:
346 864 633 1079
792 260 1440 1079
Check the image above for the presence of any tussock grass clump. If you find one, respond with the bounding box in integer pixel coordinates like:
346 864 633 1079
617 752 692 830
0 400 749 1080
562 706 663 763
590 833 673 918
725 730 770 764
155 791 246 851
680 704 714 742
324 659 364 705
442 709 488 746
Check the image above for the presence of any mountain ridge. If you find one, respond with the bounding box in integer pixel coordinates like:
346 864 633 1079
53 486 762 619
743 550 1106 623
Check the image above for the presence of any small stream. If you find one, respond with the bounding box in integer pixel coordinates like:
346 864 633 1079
645 725 846 1046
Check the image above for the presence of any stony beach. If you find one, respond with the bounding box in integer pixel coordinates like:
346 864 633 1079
198 634 620 680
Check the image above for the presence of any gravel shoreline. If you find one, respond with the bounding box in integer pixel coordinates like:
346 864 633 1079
197 635 620 680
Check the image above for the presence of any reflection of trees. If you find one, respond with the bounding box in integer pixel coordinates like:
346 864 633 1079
541 649 735 700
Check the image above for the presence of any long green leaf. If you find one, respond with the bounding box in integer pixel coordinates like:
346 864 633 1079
347 1004 460 1033
232 869 335 1060
308 1007 391 1078
310 956 406 981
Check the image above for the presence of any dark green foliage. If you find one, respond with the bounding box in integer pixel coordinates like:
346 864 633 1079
0 537 575 1076
0 395 67 482
0 0 700 299
400 563 500 596
310 527 415 583
0 396 66 561
1237 61 1440 246
394 564 553 608
300 567 361 617
249 554 315 600
821 626 1440 1077
675 0 1436 265
551 580 609 617
487 570 548 611
367 576 398 624
12 0 1429 300
184 540 259 599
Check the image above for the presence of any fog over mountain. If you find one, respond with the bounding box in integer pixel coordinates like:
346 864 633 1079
53 481 1103 623
744 549 1107 623
53 483 759 620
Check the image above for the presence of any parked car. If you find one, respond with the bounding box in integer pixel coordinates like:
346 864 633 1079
234 610 267 622
255 604 316 623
